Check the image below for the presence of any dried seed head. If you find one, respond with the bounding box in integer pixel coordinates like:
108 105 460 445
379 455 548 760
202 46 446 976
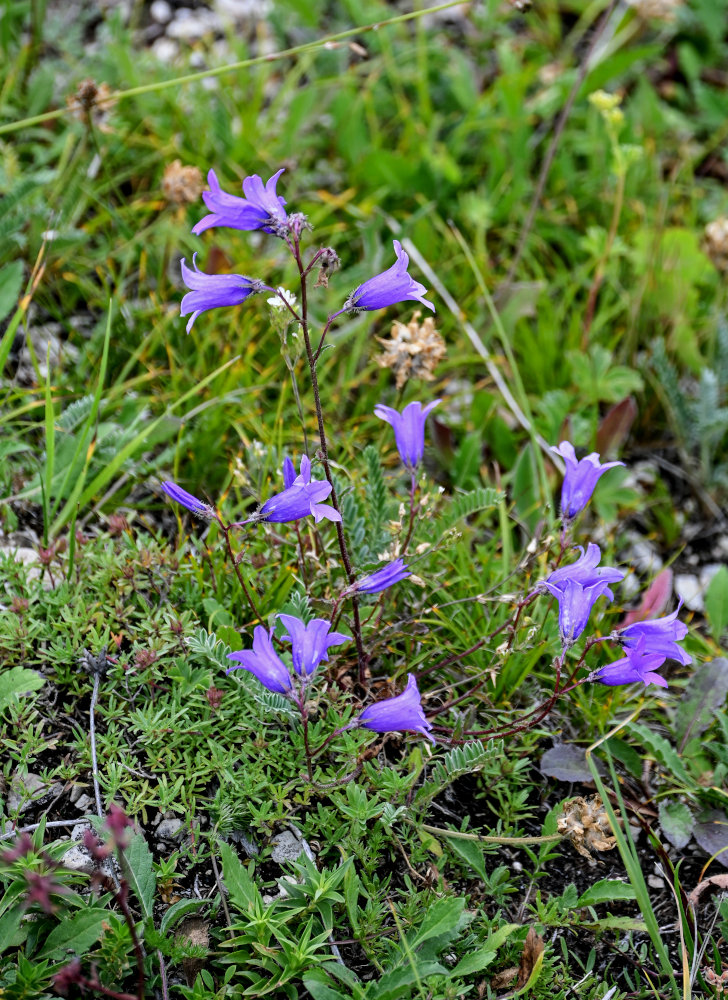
376 312 446 390
705 218 728 271
557 794 617 860
162 160 204 205
704 968 728 995
66 79 114 130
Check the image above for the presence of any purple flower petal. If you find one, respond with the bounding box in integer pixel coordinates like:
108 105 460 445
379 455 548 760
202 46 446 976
594 639 668 689
192 168 288 236
617 603 691 665
357 674 434 742
542 577 615 645
161 480 212 517
180 254 264 333
374 399 440 468
256 456 340 525
345 241 434 313
226 625 292 694
277 615 350 676
354 559 411 595
552 441 624 521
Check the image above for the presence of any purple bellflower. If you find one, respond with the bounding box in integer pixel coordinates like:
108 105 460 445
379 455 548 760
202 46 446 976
181 254 265 334
539 544 625 646
191 168 288 236
344 241 434 314
161 480 214 518
617 604 691 665
255 455 341 525
545 578 617 646
351 558 411 595
374 400 440 469
356 674 434 742
542 543 625 593
593 637 668 689
226 626 292 695
552 441 624 521
277 614 350 676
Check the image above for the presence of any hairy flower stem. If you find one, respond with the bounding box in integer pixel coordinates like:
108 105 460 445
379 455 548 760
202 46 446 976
115 881 147 1000
295 687 314 781
221 525 265 627
400 469 418 555
291 239 367 681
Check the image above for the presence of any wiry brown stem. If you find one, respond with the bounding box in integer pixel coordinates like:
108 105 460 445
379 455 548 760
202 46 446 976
292 239 367 682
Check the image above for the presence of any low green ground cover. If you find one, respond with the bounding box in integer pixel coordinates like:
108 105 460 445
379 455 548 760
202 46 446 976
1 0 728 997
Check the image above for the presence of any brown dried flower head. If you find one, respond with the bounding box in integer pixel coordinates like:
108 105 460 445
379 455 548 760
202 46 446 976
705 218 728 272
163 160 204 206
66 79 114 131
704 968 728 995
376 311 446 390
557 794 616 860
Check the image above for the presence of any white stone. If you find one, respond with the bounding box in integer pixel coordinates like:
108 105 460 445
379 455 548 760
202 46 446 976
157 818 184 839
8 773 61 813
74 793 94 812
150 0 173 23
152 37 179 63
675 574 704 612
166 8 221 39
270 829 307 863
627 539 663 575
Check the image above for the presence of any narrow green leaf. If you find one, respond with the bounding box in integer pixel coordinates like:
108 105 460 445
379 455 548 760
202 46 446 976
36 907 109 959
658 800 695 850
576 879 636 908
0 260 24 324
411 896 466 947
219 841 260 913
0 667 45 713
159 897 208 935
121 833 155 920
706 569 728 640
0 906 24 954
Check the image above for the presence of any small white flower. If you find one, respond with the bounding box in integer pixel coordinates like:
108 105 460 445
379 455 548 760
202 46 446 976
267 287 297 311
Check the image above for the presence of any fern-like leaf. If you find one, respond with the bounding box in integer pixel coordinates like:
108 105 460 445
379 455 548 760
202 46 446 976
364 444 389 549
414 739 504 806
440 487 502 533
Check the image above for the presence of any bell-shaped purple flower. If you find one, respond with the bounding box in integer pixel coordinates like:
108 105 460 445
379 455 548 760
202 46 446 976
552 441 624 521
161 480 214 518
226 625 292 694
277 614 350 676
539 545 624 646
542 543 624 594
374 400 440 469
191 168 288 236
344 241 434 314
543 578 616 646
352 558 411 595
356 674 434 742
257 455 341 525
180 254 265 333
617 604 691 665
593 637 668 689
